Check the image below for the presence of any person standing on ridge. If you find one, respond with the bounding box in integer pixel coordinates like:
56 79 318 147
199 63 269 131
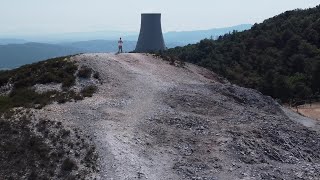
118 37 123 53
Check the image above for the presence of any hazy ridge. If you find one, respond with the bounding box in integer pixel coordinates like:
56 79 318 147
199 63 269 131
0 24 251 69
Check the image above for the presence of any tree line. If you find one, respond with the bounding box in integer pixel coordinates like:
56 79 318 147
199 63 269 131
162 5 320 103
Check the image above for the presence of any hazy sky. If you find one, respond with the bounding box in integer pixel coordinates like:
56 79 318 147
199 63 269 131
1 0 319 35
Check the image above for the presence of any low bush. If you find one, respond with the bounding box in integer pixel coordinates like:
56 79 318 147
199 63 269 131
7 56 77 88
0 55 99 114
0 70 10 87
81 85 97 97
93 72 100 80
61 158 77 172
0 118 51 179
77 66 92 79
0 116 97 179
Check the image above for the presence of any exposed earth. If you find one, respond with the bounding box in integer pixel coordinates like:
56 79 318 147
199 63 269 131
21 53 320 179
292 103 320 122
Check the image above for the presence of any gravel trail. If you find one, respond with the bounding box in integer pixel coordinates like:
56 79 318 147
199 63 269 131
35 53 217 179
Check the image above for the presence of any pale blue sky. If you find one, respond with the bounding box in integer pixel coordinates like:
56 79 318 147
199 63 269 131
1 0 319 35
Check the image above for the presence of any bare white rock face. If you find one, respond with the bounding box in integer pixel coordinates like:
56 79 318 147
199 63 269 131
0 83 12 96
34 83 62 94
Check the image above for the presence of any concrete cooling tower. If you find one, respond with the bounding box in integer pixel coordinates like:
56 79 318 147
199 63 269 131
135 13 166 53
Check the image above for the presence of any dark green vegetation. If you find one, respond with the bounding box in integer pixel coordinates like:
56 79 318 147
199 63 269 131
161 5 320 103
0 56 99 179
81 85 98 98
0 110 98 179
0 55 77 88
77 66 93 79
0 56 97 113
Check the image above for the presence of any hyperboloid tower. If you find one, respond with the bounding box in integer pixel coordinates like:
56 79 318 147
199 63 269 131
135 13 166 53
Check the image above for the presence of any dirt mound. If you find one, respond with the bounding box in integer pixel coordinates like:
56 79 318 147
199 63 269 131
26 53 320 180
140 83 320 179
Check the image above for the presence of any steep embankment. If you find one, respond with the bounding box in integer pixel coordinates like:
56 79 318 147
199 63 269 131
31 53 320 180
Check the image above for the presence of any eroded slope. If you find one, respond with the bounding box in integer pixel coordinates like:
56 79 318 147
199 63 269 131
30 53 320 180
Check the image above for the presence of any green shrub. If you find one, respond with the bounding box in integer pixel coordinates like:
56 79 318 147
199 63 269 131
0 96 10 112
81 86 97 97
93 72 100 80
0 55 99 114
62 77 76 88
77 66 92 79
38 72 59 84
61 158 77 172
0 116 97 179
0 71 10 87
3 55 77 89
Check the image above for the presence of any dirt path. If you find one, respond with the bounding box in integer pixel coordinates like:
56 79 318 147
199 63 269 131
36 53 217 180
35 53 320 180
281 107 320 132
294 103 320 121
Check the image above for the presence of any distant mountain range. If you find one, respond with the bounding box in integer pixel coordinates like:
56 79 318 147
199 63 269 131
0 24 251 44
0 40 188 69
164 24 252 44
0 43 81 69
0 24 252 69
0 38 27 45
59 40 137 53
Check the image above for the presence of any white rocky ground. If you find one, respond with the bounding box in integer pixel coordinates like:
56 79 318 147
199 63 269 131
34 53 320 180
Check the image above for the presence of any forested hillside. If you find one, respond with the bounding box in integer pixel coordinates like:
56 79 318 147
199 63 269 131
163 5 320 103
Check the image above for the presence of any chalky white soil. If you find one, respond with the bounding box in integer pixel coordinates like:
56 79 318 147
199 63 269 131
35 53 320 180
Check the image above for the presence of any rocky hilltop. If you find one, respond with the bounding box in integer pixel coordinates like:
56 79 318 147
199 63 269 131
1 53 320 180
